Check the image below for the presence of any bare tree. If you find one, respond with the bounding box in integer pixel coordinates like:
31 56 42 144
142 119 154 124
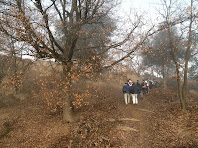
159 0 198 111
141 28 185 89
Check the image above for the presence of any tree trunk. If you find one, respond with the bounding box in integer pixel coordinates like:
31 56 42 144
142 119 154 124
167 23 185 111
62 62 73 123
181 0 193 112
62 92 73 123
162 64 167 89
11 39 18 92
175 63 184 110
181 54 189 112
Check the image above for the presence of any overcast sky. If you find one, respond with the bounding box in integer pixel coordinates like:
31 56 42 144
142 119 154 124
120 0 160 16
119 0 191 24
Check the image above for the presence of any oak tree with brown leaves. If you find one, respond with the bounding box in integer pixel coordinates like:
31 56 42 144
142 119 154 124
0 0 164 122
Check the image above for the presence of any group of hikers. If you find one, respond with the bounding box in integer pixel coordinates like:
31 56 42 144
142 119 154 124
122 79 158 105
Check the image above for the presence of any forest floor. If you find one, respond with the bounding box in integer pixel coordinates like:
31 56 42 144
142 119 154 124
0 81 198 147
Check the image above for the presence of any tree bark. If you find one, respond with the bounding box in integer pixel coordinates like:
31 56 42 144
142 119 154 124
10 39 18 92
167 23 186 111
181 0 193 112
175 63 185 110
62 62 73 123
162 64 167 89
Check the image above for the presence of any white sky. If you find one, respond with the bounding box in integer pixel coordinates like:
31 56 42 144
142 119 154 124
120 0 160 19
119 0 191 24
121 0 158 12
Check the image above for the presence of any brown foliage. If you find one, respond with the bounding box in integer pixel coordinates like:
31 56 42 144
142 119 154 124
0 74 197 147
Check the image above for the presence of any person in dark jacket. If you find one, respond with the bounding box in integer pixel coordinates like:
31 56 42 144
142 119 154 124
136 80 142 98
141 80 147 95
131 82 141 104
122 79 133 105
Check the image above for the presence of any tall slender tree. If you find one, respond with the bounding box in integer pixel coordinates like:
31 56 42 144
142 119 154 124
160 0 198 111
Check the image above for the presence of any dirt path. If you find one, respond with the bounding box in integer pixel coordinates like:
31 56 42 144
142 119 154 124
115 97 154 147
131 107 152 147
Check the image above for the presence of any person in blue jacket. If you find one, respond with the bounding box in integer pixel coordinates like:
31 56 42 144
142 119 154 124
122 79 133 105
131 82 141 104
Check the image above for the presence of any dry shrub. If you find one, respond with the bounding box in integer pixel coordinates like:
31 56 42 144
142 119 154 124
33 65 128 114
50 75 124 147
0 73 25 107
33 74 65 112
0 76 17 96
0 56 35 107
22 60 144 114
20 60 61 95
34 72 101 114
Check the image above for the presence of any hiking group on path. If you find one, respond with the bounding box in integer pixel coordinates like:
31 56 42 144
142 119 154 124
122 79 158 105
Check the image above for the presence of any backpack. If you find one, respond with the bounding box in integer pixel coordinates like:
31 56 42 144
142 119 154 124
130 86 135 94
142 84 147 88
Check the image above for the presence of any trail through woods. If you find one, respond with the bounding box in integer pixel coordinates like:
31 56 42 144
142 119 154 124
115 100 153 147
0 83 197 147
